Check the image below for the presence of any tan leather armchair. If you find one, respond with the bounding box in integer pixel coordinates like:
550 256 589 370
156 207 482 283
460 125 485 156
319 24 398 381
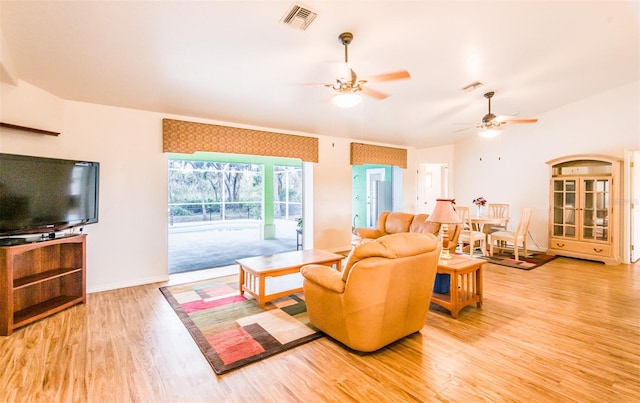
301 232 441 352
354 211 460 255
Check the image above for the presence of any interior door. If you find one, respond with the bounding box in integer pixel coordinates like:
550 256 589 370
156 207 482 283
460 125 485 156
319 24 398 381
375 180 392 218
366 168 386 227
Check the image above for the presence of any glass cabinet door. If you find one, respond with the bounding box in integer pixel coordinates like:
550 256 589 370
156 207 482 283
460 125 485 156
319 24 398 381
552 179 577 238
581 178 610 242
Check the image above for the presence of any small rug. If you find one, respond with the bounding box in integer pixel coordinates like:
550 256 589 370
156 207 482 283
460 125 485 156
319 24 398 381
478 251 557 270
159 276 322 375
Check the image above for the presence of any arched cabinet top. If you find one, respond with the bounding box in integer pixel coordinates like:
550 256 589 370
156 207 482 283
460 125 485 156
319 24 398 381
546 154 620 177
546 154 621 166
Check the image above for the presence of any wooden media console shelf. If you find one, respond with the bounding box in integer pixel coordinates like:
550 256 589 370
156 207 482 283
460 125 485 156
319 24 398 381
0 234 86 335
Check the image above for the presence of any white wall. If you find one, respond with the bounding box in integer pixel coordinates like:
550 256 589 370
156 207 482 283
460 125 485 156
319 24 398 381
0 80 62 131
3 79 637 291
444 81 640 259
312 135 353 250
0 80 371 291
1 92 170 291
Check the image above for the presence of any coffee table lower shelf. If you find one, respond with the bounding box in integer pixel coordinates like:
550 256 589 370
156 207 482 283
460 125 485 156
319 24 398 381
237 249 344 308
240 272 304 308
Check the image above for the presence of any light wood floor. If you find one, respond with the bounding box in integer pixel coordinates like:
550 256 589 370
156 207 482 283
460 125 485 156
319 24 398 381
1 257 639 402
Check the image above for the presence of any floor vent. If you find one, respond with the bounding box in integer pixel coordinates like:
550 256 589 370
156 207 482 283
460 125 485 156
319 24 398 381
281 4 317 31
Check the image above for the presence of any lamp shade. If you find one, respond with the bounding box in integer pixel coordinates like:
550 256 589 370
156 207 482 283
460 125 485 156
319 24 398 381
332 93 362 108
426 198 462 224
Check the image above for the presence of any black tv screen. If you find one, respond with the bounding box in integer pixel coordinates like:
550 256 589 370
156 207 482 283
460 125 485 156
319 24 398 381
0 153 100 237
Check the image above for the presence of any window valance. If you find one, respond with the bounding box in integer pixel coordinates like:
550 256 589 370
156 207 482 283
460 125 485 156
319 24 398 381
350 142 407 169
162 118 319 163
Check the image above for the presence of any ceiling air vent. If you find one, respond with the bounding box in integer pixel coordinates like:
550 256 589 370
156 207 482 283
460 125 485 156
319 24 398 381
281 4 317 31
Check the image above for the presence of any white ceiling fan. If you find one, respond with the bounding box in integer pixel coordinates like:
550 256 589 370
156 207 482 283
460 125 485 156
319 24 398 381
457 91 538 137
306 32 411 108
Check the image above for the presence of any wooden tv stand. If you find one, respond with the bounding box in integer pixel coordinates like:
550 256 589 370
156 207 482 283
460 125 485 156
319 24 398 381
0 234 86 336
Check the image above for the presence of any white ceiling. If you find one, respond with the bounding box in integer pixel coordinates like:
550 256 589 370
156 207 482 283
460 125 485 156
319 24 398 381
1 1 638 148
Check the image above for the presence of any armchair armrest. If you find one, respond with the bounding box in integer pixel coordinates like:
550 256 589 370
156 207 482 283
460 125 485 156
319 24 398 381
354 228 385 239
301 264 345 293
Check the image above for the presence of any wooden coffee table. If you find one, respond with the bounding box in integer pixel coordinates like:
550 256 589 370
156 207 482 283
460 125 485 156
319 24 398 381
237 249 344 308
431 254 485 318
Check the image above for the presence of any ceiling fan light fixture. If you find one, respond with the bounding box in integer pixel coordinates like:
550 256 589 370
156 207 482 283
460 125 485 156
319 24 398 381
332 93 362 108
479 128 502 138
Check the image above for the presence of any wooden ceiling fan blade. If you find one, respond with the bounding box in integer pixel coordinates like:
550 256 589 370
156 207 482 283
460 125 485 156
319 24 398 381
505 118 539 124
365 70 411 83
361 87 388 100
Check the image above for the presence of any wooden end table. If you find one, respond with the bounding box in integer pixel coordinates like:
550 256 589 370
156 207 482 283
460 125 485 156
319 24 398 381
431 254 485 318
237 249 344 308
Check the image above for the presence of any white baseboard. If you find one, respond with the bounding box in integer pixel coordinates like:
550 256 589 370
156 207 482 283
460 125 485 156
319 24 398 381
87 274 170 294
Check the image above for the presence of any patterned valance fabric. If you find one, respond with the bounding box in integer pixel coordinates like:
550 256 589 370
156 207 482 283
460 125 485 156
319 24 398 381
162 118 319 162
350 142 407 168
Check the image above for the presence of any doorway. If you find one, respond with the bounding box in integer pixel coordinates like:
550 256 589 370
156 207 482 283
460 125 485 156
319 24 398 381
366 168 389 227
417 163 449 214
167 153 302 274
352 164 400 230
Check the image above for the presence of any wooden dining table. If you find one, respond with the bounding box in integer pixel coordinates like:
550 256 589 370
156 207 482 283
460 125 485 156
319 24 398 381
470 216 509 233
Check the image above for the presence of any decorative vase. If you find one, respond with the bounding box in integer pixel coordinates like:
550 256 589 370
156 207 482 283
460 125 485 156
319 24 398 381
477 205 483 217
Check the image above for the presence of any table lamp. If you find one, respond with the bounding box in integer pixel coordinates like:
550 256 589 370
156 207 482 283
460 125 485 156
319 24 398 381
426 198 462 259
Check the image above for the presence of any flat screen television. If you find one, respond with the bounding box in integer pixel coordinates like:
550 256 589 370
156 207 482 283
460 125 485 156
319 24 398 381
0 153 100 237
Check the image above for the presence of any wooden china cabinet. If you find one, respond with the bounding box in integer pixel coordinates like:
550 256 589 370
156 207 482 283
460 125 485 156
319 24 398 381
546 155 620 265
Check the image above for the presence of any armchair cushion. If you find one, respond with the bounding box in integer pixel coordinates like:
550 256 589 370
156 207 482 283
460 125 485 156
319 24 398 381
342 232 436 281
353 211 460 254
353 211 415 239
353 227 385 239
298 264 345 293
410 214 441 234
382 211 415 234
301 232 441 352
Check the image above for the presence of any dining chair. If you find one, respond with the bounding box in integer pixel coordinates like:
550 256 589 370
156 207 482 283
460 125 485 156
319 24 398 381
486 203 510 248
456 206 487 256
489 208 532 261
487 203 510 232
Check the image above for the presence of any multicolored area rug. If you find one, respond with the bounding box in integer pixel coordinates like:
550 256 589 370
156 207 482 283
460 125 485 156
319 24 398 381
478 251 557 270
159 277 322 375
